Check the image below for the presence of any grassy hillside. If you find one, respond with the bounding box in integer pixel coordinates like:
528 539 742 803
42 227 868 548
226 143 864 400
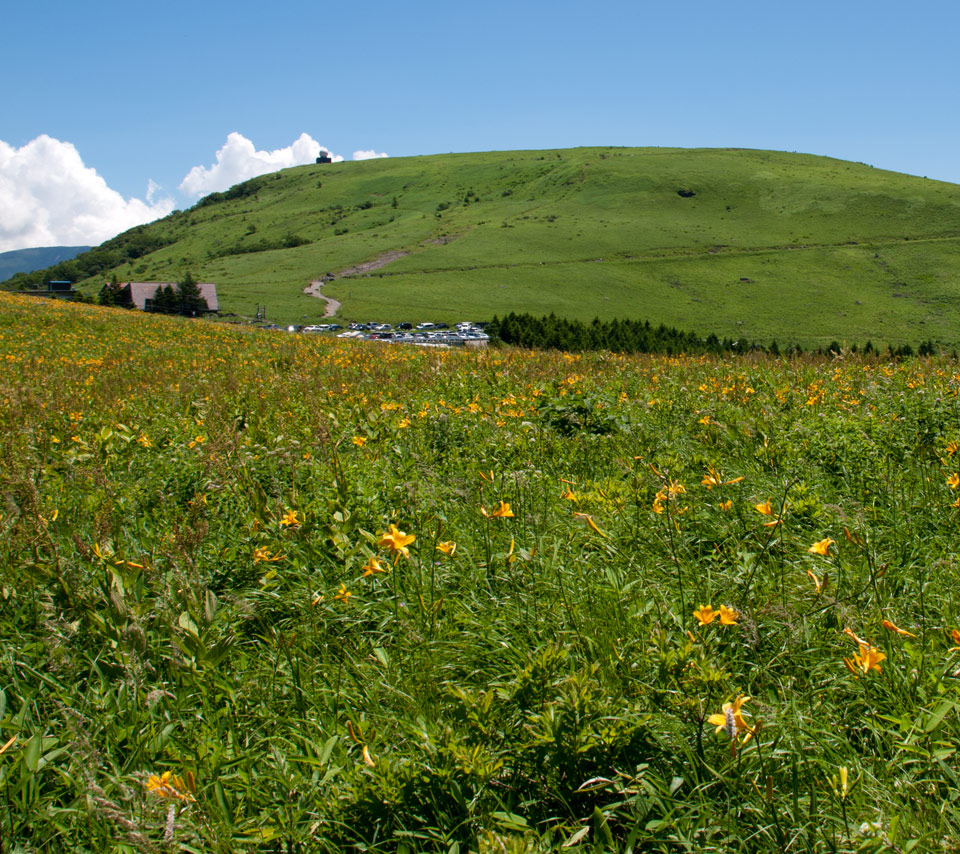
12 147 960 346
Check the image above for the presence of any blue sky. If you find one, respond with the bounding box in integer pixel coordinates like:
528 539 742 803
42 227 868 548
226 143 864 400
2 0 958 250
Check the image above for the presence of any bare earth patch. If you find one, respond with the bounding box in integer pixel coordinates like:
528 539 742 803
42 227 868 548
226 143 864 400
304 250 412 316
302 281 342 317
336 251 409 278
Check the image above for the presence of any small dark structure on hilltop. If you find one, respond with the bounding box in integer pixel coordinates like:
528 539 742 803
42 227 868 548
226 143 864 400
19 280 78 300
316 151 333 164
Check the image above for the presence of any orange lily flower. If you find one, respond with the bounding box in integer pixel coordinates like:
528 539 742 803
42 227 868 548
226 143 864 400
378 524 416 558
693 604 718 626
881 619 916 638
808 538 834 556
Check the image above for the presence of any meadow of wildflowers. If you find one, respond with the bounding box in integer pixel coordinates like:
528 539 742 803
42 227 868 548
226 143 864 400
3 291 960 852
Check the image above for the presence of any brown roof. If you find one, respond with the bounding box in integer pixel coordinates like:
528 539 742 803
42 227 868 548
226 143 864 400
124 282 219 312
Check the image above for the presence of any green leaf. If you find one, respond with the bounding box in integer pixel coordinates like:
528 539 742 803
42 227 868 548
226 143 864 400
923 700 955 734
204 589 218 625
179 611 200 638
562 826 590 847
320 734 338 765
23 732 42 772
215 780 233 825
593 807 614 849
491 810 529 832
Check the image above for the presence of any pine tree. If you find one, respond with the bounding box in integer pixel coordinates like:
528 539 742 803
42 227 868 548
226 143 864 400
178 271 207 315
98 276 123 307
152 285 177 313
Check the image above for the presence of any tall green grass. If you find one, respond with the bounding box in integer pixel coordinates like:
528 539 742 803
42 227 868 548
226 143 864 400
3 292 960 851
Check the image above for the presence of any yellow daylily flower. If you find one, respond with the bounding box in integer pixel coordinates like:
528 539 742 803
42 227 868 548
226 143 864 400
279 509 301 527
702 467 744 489
482 501 514 518
808 537 834 556
719 605 739 626
378 524 416 558
806 569 827 594
754 500 782 526
693 604 718 626
362 556 387 577
144 770 196 802
702 468 722 489
881 619 916 638
707 695 754 743
843 627 867 646
573 512 607 537
436 541 457 555
843 643 885 676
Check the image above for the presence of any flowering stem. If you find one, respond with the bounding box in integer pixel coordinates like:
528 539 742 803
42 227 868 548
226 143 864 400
662 494 686 617
753 728 785 846
839 794 850 844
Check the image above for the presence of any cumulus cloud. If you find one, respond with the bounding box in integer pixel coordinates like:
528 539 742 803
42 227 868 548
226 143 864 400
178 133 391 197
353 149 389 160
0 135 175 253
179 132 345 197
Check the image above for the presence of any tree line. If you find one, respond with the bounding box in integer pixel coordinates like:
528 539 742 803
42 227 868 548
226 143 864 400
486 312 938 358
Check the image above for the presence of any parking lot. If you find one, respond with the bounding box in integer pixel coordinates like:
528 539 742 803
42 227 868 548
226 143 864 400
288 321 491 347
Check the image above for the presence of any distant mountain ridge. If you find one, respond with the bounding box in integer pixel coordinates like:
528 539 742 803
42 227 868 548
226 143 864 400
0 246 90 281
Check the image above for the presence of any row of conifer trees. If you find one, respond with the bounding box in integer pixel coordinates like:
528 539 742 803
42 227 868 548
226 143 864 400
485 312 936 358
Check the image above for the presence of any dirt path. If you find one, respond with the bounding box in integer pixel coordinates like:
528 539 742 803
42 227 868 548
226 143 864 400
336 250 409 278
303 280 341 317
304 250 411 316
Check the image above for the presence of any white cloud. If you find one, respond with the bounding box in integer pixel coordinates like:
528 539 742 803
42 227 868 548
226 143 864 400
353 149 389 160
0 135 175 253
179 132 345 197
146 178 162 204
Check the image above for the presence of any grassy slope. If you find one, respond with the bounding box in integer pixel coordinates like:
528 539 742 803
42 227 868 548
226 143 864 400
66 147 960 346
6 292 960 850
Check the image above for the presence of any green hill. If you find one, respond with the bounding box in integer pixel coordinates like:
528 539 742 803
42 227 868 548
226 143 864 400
8 147 960 346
